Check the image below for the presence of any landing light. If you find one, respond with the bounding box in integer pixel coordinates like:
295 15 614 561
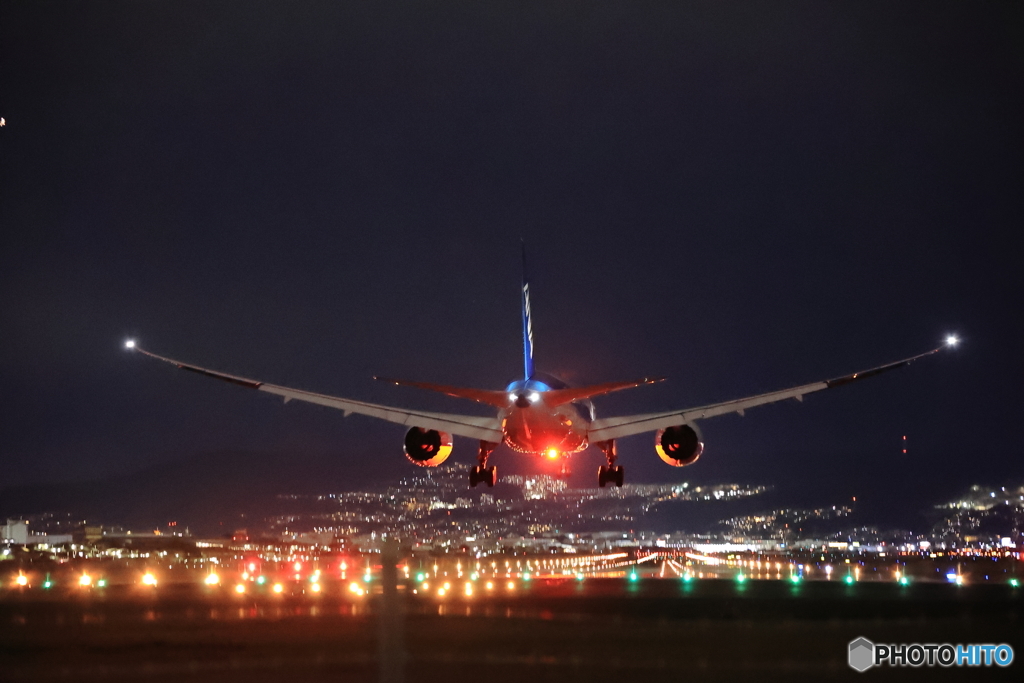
945 335 959 347
528 392 540 403
125 339 136 349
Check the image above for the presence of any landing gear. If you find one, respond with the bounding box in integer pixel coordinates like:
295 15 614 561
598 465 624 488
470 441 498 487
470 465 496 487
596 439 623 487
558 459 572 480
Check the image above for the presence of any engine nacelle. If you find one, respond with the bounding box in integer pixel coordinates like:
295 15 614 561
403 427 453 467
655 424 704 467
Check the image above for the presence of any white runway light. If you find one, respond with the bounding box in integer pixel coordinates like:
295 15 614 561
125 340 136 349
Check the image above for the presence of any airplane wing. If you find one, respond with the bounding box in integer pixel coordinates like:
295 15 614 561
586 345 949 442
128 345 504 442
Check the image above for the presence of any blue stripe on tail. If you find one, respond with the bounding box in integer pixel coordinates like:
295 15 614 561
521 243 534 380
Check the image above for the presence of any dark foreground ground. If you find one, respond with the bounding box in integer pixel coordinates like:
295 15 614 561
2 578 1022 682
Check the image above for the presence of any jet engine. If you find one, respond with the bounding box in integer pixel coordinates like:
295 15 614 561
403 427 453 467
655 423 704 467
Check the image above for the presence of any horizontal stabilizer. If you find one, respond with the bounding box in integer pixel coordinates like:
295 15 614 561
542 377 664 407
374 377 510 408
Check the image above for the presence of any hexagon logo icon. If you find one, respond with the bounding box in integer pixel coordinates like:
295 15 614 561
849 637 875 672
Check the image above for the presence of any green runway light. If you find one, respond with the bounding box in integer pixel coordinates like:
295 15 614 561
522 572 531 581
256 576 266 585
363 573 372 582
1010 579 1020 588
844 575 855 585
736 573 746 583
899 577 910 586
576 573 584 581
42 581 52 589
789 574 801 584
416 573 426 582
629 572 639 582
682 573 693 582
97 579 107 588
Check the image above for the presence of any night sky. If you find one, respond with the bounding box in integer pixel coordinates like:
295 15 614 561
2 3 1022 512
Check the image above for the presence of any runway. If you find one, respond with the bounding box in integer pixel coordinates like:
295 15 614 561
3 577 1022 682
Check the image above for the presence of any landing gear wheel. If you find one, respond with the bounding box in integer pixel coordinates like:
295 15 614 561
598 465 624 488
470 465 497 487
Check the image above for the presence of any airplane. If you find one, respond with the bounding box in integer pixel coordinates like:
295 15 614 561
126 249 957 488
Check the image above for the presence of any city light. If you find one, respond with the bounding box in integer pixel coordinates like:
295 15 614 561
204 573 220 586
142 573 157 586
234 584 246 594
79 574 92 587
546 449 559 459
310 582 321 593
15 575 28 587
272 583 284 594
486 582 494 590
506 581 515 590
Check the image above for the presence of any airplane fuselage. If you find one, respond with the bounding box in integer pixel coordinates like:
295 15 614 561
499 379 589 456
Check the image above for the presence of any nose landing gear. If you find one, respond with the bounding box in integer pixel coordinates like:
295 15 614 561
470 441 498 487
596 440 623 487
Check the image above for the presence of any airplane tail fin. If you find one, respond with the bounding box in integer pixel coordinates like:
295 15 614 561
542 377 664 407
374 377 510 408
521 242 534 380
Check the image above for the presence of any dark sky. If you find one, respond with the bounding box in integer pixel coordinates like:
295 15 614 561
2 3 1022 509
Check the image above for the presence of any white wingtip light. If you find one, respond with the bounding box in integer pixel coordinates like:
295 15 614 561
945 335 959 347
125 339 136 350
